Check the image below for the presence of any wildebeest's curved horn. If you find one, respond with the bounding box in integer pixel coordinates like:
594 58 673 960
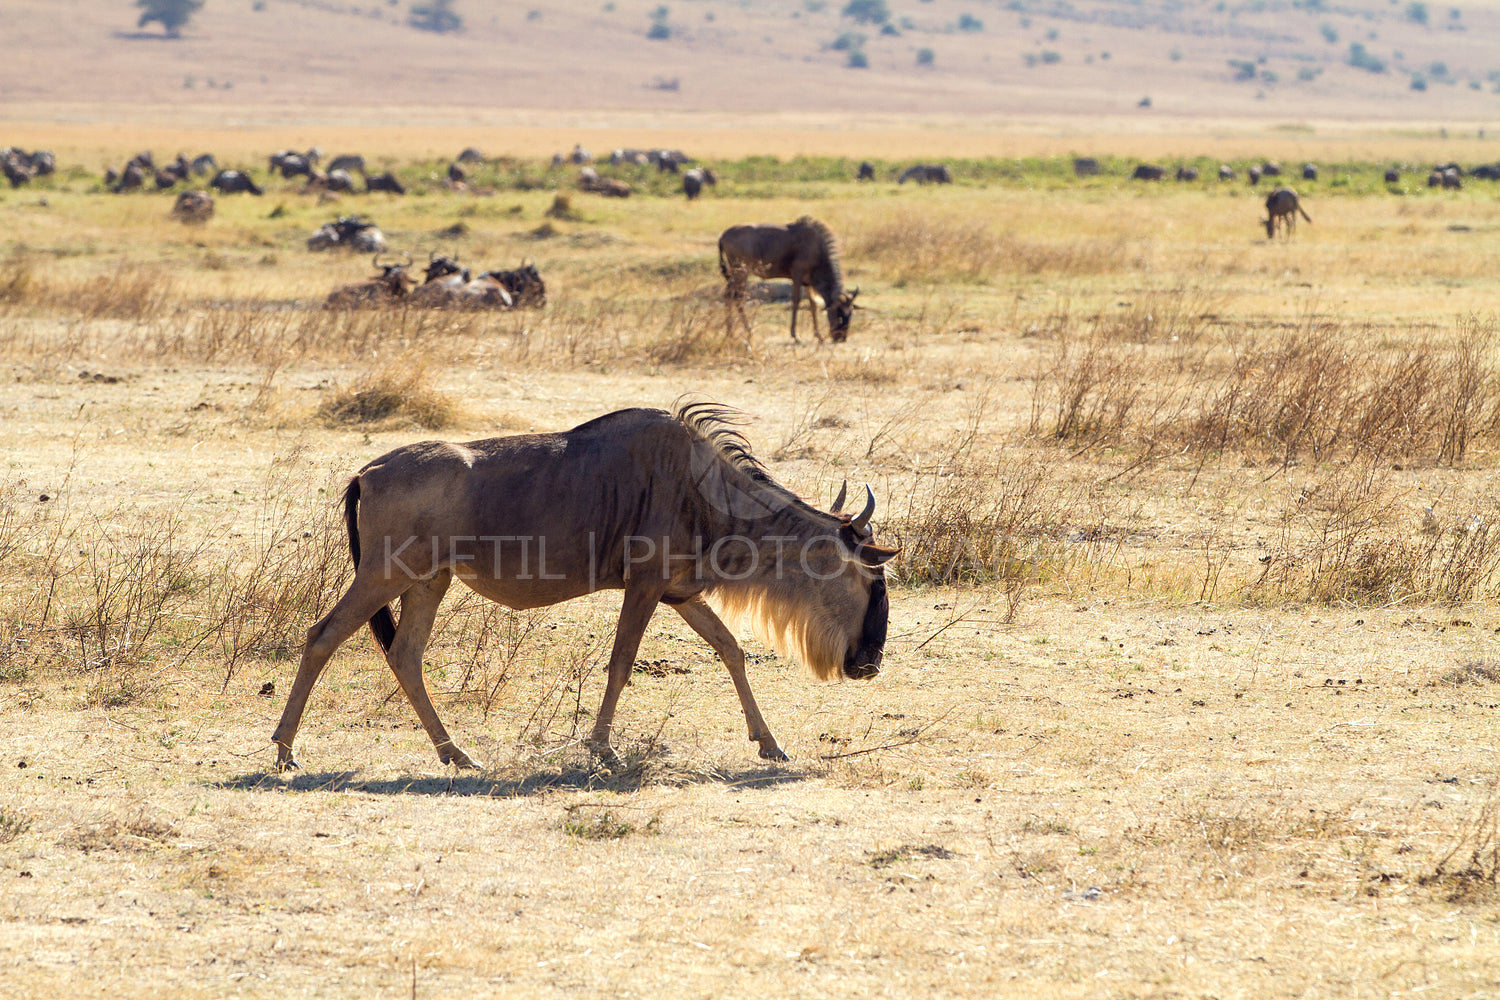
850 485 875 533
831 480 848 514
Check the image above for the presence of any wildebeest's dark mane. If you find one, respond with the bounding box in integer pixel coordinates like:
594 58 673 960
672 397 827 518
793 215 844 290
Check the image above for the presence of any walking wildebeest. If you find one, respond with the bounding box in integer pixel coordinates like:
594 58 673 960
682 167 717 200
269 401 897 770
1262 187 1311 239
719 216 858 344
323 253 416 308
1131 164 1166 181
899 163 952 184
209 169 264 195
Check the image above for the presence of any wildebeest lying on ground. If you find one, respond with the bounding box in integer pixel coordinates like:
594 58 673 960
365 171 406 195
170 190 214 224
719 216 859 344
323 253 416 308
898 163 952 184
682 167 717 200
209 169 264 195
408 254 513 309
1263 187 1311 239
269 400 897 770
1131 164 1166 181
478 260 547 308
578 168 631 197
307 215 387 252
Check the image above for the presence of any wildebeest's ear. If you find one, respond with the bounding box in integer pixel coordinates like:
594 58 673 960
856 542 899 566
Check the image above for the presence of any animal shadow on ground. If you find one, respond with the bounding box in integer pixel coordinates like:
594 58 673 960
213 753 810 798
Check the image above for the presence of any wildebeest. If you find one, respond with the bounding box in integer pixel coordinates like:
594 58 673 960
1385 168 1401 184
1471 164 1500 180
1261 161 1282 176
269 401 897 770
1131 164 1166 181
365 171 407 195
307 215 386 253
1 149 33 187
1442 168 1462 190
323 253 416 308
1248 166 1262 185
898 163 952 184
611 148 651 167
209 169 264 195
651 149 692 172
113 163 147 193
478 260 547 308
857 161 876 181
1175 165 1199 182
170 190 214 224
569 143 592 165
1219 164 1236 181
1262 187 1311 239
270 148 319 179
1302 162 1318 181
321 168 357 193
408 254 513 309
578 170 631 197
1073 157 1100 177
719 216 859 344
327 153 366 175
190 153 217 176
682 166 717 200
456 147 486 164
446 162 467 184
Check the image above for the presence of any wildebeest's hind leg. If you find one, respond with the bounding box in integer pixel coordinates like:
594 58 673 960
271 570 410 771
586 582 665 768
673 598 789 762
384 569 482 769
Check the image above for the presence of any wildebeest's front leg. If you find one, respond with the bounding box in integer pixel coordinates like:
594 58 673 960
673 597 788 762
385 569 482 769
271 571 409 771
586 582 663 768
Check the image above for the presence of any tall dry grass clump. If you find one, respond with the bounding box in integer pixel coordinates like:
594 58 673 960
315 362 460 429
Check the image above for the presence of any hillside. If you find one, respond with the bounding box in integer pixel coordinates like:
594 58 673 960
4 0 1500 123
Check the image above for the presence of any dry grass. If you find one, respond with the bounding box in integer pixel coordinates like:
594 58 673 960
9 130 1500 998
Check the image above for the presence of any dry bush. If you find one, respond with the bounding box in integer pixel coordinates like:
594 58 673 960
643 295 752 364
1421 781 1500 902
315 363 460 429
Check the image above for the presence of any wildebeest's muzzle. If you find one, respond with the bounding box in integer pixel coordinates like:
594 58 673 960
844 575 888 679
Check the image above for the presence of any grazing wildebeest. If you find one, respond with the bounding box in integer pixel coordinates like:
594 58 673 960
269 401 897 770
446 162 468 184
270 148 319 179
1428 170 1444 188
1219 164 1236 181
1442 168 1463 190
652 149 691 172
170 190 214 224
1384 168 1400 184
323 253 415 308
456 147 486 164
24 149 55 176
113 163 146 193
611 148 650 167
478 260 547 308
1073 157 1100 177
682 166 717 200
899 163 952 184
719 216 859 344
1 150 33 188
365 171 407 195
1175 165 1199 182
857 161 876 181
1262 187 1311 239
190 153 217 176
209 169 264 195
1248 165 1262 185
1302 162 1318 181
1261 161 1282 176
1471 164 1500 180
1131 164 1166 181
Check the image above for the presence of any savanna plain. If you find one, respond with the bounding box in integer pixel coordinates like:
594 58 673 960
3 124 1500 999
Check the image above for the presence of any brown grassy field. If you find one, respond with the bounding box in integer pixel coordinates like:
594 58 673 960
3 127 1500 998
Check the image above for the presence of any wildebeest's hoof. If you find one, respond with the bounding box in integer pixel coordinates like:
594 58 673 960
275 756 300 773
442 749 483 770
759 745 790 763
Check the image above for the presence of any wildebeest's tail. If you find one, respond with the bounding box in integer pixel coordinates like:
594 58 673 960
343 477 397 652
1299 204 1312 223
718 239 729 282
